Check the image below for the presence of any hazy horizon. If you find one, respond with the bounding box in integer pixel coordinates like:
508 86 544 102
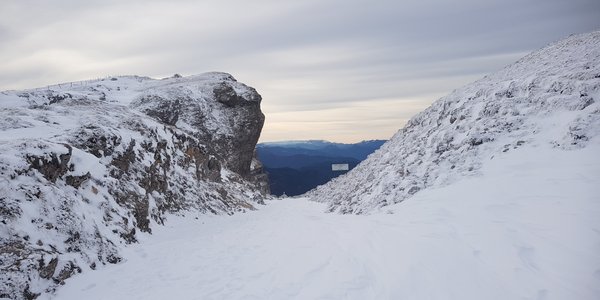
1 0 599 143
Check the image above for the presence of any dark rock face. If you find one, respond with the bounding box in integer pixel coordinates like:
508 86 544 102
0 72 270 299
212 83 265 177
26 144 72 183
132 74 265 178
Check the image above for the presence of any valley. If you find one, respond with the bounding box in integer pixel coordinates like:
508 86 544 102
47 142 600 300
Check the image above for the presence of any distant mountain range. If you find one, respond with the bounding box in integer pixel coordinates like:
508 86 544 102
256 140 386 196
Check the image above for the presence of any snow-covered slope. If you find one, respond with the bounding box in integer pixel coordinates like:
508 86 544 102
309 31 600 213
0 73 269 299
43 142 600 300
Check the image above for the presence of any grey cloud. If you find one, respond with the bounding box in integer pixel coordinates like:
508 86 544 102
1 0 599 141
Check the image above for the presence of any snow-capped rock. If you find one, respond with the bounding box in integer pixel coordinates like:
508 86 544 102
0 72 269 299
308 31 600 213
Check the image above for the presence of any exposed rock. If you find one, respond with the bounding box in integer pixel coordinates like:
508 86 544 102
65 172 91 188
54 261 82 284
131 73 265 178
0 72 270 299
26 144 72 183
39 257 58 280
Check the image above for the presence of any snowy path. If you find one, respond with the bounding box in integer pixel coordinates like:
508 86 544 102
47 146 600 300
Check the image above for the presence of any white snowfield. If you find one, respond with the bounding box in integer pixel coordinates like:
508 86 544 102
46 141 600 300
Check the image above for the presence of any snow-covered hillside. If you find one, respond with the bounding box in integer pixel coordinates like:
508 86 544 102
3 30 600 300
38 31 600 300
43 141 600 300
0 73 269 299
309 31 600 213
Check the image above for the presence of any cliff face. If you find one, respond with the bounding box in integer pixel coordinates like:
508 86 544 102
0 72 269 299
308 31 600 213
131 73 265 178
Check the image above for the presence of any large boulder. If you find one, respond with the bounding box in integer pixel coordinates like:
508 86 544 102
131 72 265 177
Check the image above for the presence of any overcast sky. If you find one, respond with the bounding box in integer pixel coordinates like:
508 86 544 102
1 0 599 142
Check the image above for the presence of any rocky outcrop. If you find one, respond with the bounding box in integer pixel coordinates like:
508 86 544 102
131 73 265 177
0 72 270 299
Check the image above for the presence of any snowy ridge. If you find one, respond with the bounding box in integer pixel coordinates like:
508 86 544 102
308 31 600 213
0 72 268 299
1 72 260 139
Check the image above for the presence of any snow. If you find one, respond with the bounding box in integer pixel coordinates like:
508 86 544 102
46 141 600 300
308 30 600 213
3 31 599 300
0 71 268 298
